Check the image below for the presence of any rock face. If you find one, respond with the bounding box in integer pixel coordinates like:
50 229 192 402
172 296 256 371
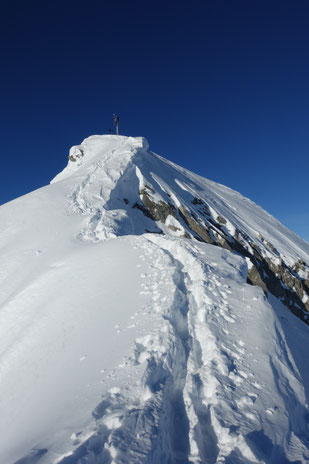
134 187 178 223
135 193 309 325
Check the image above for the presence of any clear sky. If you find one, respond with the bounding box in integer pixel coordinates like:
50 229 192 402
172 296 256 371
1 0 309 242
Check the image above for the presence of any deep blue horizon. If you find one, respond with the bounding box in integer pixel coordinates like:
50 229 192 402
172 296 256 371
1 0 309 242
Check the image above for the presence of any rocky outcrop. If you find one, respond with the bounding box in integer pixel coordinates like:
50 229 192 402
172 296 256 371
135 188 178 223
133 190 309 325
178 207 214 244
247 263 267 292
68 147 84 162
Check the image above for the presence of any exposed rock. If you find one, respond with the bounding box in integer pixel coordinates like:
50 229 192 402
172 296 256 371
217 215 227 225
139 189 177 223
294 278 304 298
178 207 214 244
216 225 308 324
192 197 203 205
293 258 307 273
182 231 191 239
198 207 211 218
258 234 279 256
145 229 164 234
231 232 251 259
214 233 232 251
250 254 309 323
68 147 84 162
247 263 267 292
140 184 155 194
265 240 279 256
168 225 181 232
208 218 222 230
132 202 155 220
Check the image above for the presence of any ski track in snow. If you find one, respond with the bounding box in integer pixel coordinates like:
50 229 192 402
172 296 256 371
44 235 309 464
1 135 309 464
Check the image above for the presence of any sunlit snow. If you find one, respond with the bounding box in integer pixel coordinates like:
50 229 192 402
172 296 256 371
0 135 308 464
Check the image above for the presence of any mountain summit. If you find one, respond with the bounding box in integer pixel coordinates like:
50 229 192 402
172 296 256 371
53 135 309 324
1 135 309 464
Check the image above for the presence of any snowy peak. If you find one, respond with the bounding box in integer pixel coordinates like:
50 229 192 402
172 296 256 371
50 135 309 324
1 134 309 464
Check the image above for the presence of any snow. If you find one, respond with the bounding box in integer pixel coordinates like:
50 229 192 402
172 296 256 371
0 135 309 463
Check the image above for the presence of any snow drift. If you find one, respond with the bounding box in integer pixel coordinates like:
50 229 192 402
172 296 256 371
0 135 308 464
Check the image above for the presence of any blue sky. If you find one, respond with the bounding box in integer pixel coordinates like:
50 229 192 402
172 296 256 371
1 0 309 242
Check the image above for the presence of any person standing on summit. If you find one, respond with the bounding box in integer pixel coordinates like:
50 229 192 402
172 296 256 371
113 113 119 135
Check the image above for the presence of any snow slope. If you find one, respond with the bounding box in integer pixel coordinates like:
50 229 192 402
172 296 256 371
0 135 308 464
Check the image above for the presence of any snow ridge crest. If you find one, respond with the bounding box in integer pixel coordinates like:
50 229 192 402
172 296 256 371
51 135 149 184
51 134 309 321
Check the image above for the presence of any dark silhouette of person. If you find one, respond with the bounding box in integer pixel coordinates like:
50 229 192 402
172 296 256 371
113 114 119 135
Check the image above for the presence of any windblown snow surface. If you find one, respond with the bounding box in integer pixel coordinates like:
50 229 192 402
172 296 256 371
0 135 309 464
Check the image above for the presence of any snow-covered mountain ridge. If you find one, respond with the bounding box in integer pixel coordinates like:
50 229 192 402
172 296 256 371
0 135 309 464
54 135 309 324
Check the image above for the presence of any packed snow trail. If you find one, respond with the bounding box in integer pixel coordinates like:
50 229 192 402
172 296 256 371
0 135 308 463
47 236 309 464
